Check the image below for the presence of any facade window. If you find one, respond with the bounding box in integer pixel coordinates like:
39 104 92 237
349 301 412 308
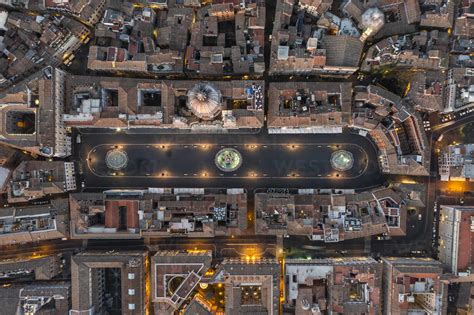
128 289 135 296
128 303 135 310
128 273 135 280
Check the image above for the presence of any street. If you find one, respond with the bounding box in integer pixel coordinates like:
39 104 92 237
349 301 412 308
0 236 278 260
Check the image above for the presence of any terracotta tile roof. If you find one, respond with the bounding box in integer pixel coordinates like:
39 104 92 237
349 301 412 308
105 199 139 229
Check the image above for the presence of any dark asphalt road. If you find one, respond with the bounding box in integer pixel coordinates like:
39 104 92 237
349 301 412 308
0 236 277 260
78 129 384 190
89 143 368 177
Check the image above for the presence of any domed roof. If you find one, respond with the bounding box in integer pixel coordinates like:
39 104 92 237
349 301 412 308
187 83 222 120
361 7 384 29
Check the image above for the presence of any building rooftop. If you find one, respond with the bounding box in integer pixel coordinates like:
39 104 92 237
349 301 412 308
0 281 71 314
0 9 91 89
438 205 474 274
70 188 248 239
382 256 447 314
343 0 420 39
270 0 381 76
0 67 71 157
320 35 363 67
362 30 450 72
186 0 266 75
419 0 455 29
89 0 266 76
151 251 280 314
62 75 264 130
454 281 474 314
152 250 213 314
71 250 148 315
88 1 185 75
439 144 474 181
212 258 280 314
255 187 406 242
406 70 445 113
44 0 107 25
0 198 69 245
444 67 474 112
267 81 352 134
353 85 431 176
0 254 63 280
285 257 382 314
8 160 76 203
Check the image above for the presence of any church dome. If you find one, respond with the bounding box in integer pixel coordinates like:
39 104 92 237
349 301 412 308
187 83 222 120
